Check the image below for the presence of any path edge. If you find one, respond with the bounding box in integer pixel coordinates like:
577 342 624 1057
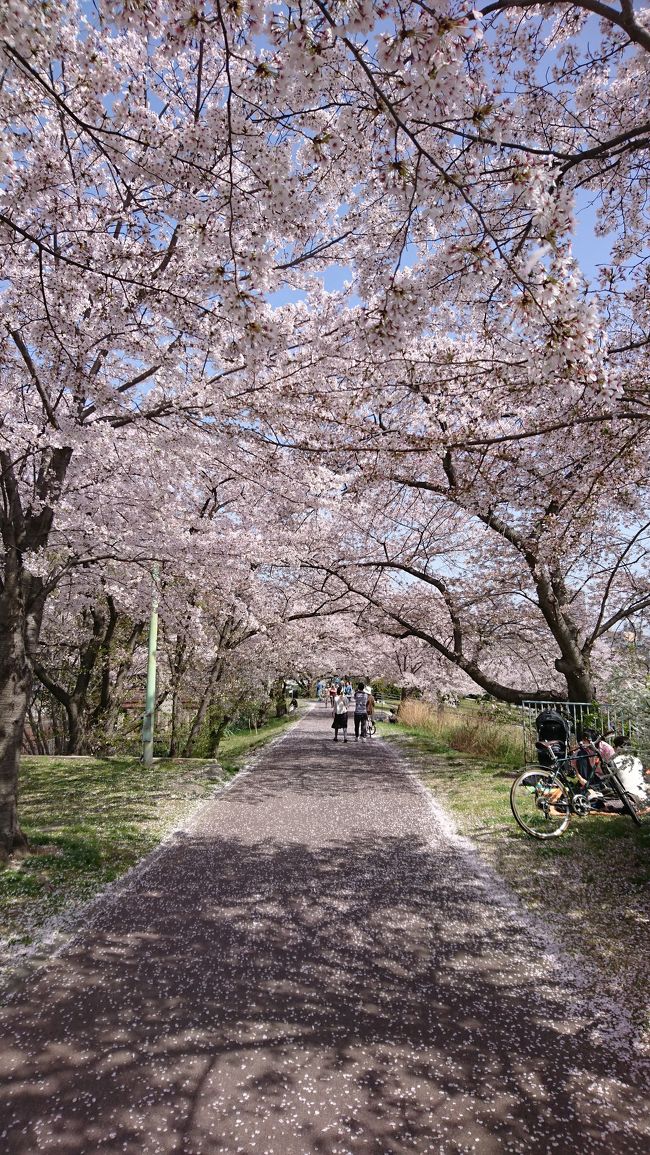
386 732 649 1069
0 707 312 1002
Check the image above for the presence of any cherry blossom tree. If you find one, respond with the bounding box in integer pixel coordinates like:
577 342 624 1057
3 0 650 859
0 0 323 852
281 421 650 704
30 577 146 755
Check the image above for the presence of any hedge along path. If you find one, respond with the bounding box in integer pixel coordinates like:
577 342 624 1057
0 709 648 1155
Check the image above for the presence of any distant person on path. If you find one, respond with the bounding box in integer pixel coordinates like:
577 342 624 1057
364 685 376 735
288 691 299 713
353 682 369 740
332 690 349 742
316 679 325 701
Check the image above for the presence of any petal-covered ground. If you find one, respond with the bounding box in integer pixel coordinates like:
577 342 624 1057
0 709 648 1154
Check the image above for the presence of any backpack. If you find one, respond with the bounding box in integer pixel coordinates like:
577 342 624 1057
535 710 571 743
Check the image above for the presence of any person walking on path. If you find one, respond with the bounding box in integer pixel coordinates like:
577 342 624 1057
332 689 349 742
353 681 369 740
364 685 376 735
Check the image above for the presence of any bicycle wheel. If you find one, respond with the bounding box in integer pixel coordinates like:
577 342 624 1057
510 767 571 839
367 717 376 737
606 774 643 826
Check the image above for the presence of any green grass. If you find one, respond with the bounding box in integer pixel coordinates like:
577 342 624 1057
380 720 650 1041
1 712 296 962
383 720 650 854
217 713 296 774
376 696 400 712
378 722 517 836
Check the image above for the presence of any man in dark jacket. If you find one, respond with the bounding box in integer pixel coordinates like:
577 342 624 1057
353 682 369 740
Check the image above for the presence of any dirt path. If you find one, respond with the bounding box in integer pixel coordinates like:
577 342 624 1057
1 709 648 1154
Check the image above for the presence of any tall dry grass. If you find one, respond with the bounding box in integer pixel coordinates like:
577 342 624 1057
398 700 524 765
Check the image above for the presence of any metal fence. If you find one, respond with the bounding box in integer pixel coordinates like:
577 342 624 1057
521 700 634 764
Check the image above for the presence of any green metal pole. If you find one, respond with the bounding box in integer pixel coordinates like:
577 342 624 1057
142 564 160 767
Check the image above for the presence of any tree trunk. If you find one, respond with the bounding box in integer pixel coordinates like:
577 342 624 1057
51 702 66 755
93 620 145 747
0 444 72 852
0 561 32 857
22 719 39 756
169 686 182 757
66 699 89 755
34 602 144 754
208 709 231 757
558 659 595 703
183 657 225 757
167 631 189 757
273 678 288 717
184 688 210 757
26 698 49 755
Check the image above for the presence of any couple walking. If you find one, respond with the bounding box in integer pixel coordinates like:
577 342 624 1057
332 682 375 742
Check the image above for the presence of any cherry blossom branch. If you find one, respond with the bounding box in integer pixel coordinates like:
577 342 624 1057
592 593 650 640
480 0 650 55
0 214 215 313
311 0 514 269
9 329 58 428
304 561 562 703
587 521 650 643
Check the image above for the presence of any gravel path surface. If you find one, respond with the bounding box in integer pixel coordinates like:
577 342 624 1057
1 708 649 1154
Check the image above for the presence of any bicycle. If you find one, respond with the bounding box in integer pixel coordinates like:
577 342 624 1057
366 715 376 738
510 736 643 839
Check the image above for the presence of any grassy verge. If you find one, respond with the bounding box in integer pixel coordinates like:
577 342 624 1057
1 711 297 971
216 713 297 775
397 699 524 766
380 721 650 1044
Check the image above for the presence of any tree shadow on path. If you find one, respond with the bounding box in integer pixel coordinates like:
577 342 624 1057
1 826 649 1155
